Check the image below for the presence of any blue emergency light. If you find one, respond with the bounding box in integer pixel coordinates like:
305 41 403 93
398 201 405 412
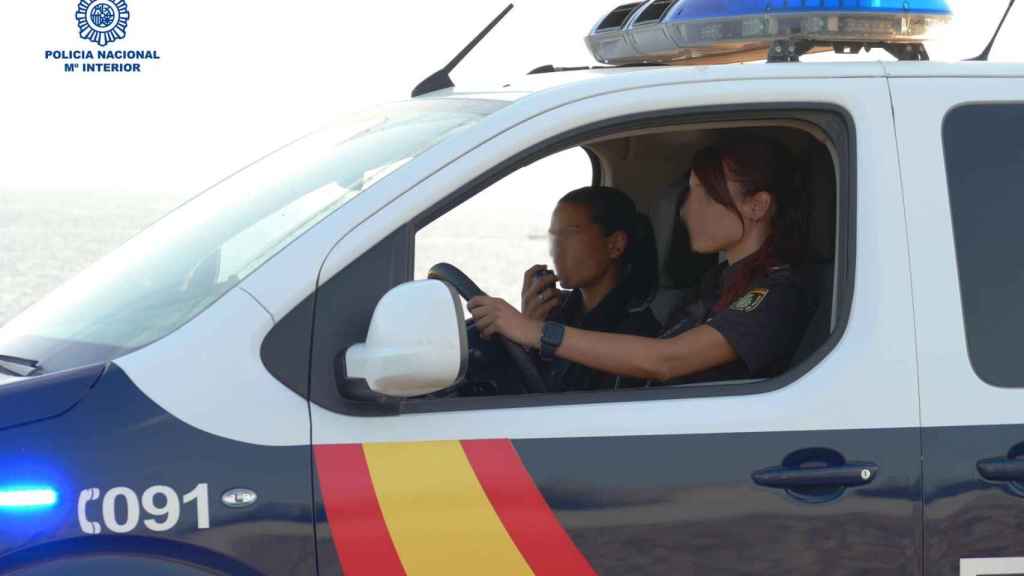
671 0 952 18
586 0 953 65
0 486 58 510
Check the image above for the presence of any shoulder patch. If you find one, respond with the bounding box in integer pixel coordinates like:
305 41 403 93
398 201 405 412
730 288 769 312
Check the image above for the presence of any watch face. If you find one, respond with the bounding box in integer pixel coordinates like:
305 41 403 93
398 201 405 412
540 323 562 361
543 322 564 346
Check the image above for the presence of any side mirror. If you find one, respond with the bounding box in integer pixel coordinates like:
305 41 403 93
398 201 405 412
345 280 467 398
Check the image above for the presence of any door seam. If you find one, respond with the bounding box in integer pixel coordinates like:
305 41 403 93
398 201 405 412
885 75 927 576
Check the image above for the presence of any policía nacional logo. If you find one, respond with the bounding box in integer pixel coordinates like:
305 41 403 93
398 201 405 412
76 0 130 47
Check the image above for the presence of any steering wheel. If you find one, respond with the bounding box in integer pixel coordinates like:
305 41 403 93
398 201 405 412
428 263 548 394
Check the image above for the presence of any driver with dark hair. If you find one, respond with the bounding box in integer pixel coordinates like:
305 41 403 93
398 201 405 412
470 186 662 393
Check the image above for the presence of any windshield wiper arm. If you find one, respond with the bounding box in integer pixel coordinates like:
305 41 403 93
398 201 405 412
0 354 41 377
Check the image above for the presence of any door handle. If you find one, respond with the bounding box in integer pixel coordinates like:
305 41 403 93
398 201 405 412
752 463 879 489
977 457 1024 482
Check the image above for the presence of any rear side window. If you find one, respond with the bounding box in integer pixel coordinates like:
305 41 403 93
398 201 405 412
944 103 1024 388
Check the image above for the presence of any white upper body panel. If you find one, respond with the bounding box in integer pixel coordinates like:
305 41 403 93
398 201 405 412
114 287 310 446
889 75 1024 429
309 75 920 444
881 61 1024 79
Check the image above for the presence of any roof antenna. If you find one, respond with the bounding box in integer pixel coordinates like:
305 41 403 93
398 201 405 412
411 4 514 98
969 0 1016 61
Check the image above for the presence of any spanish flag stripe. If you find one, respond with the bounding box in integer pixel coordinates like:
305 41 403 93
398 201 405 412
462 439 598 576
364 441 535 576
313 444 407 576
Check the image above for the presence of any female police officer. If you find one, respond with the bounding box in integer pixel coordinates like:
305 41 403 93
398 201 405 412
468 134 814 386
519 186 662 391
466 186 662 394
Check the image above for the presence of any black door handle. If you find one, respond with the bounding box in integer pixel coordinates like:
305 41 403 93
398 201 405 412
977 457 1024 482
752 463 879 489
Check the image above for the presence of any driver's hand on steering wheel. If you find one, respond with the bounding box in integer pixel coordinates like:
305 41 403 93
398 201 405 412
521 265 563 321
468 296 543 348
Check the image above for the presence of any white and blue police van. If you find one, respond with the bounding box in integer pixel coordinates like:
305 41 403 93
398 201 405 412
1 1 1022 574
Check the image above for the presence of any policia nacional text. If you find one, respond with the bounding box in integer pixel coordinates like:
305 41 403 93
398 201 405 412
45 50 161 73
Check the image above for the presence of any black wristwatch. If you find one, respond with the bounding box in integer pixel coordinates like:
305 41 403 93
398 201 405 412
539 321 566 361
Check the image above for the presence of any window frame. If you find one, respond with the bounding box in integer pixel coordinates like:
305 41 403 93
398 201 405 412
398 104 857 415
267 103 857 417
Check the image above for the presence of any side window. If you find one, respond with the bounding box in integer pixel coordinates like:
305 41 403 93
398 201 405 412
414 148 595 307
943 103 1024 388
287 112 852 416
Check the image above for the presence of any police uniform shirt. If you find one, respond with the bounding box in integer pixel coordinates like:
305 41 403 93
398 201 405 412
657 255 814 385
544 281 662 392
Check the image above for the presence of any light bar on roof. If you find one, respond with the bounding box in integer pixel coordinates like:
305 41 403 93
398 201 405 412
586 3 647 65
586 0 953 65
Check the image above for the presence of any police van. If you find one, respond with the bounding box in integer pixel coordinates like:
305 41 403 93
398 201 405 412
1 0 1022 574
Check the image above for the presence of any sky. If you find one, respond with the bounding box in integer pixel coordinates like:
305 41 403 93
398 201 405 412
0 0 1021 199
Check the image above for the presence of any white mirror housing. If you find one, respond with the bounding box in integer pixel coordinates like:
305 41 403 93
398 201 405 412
344 280 467 398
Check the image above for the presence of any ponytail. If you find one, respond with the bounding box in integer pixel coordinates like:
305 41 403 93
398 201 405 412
624 211 658 300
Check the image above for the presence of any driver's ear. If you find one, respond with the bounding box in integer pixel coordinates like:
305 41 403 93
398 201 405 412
607 230 628 260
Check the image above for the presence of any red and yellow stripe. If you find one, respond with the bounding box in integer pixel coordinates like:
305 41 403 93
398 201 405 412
314 440 596 576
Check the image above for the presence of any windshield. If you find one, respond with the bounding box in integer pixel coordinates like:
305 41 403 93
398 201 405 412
0 98 506 374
